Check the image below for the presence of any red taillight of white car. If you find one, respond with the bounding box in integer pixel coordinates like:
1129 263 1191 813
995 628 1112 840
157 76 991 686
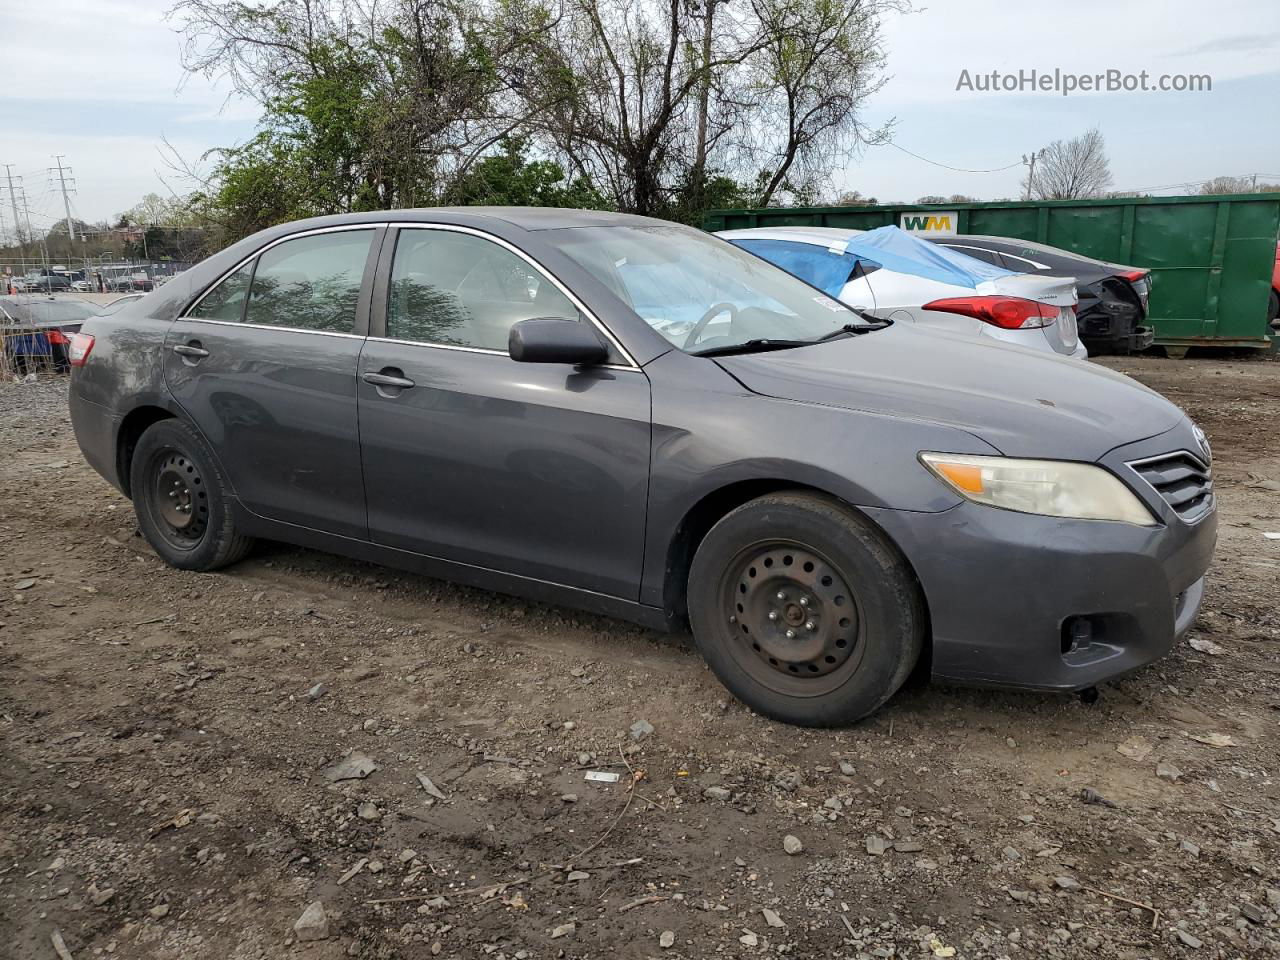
921 296 1060 330
67 333 96 367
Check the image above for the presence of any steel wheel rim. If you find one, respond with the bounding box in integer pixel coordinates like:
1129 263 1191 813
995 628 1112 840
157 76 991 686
150 448 209 547
720 539 865 697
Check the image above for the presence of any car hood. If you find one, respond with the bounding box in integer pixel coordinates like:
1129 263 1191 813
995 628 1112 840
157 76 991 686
714 323 1185 461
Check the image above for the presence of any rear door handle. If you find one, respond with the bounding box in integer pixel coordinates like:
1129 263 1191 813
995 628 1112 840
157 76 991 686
172 342 209 360
362 370 416 390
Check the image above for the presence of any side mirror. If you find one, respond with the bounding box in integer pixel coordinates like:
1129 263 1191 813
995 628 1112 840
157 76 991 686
508 318 609 365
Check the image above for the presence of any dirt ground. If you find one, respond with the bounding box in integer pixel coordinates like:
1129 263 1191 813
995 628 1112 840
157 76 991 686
1 354 1278 960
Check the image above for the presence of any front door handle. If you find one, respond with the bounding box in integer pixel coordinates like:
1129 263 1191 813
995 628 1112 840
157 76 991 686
172 341 209 362
362 369 416 390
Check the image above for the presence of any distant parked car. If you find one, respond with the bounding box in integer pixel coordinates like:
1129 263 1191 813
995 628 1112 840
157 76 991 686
928 236 1154 355
719 226 1086 360
22 273 72 293
48 274 73 292
0 295 98 371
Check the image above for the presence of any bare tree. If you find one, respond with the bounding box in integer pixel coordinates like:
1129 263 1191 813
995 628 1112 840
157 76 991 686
747 0 894 207
518 0 770 214
1198 175 1280 195
685 0 733 211
1023 126 1113 200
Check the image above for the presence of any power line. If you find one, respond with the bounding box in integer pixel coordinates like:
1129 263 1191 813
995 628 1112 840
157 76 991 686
880 140 1023 174
1112 172 1280 195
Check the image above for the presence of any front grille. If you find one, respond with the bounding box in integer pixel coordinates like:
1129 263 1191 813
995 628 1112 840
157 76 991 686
1129 451 1213 521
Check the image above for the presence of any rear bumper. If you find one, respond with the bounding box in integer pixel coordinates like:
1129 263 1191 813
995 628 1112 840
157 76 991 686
1079 300 1152 353
1086 325 1154 352
69 388 124 494
863 427 1217 692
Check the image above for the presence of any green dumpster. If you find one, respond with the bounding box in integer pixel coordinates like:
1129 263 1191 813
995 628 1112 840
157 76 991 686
705 194 1280 349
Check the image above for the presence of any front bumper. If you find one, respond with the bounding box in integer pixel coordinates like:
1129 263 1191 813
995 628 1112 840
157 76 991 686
863 427 1217 692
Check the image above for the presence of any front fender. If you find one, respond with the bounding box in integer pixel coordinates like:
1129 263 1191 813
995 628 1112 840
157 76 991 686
638 349 997 609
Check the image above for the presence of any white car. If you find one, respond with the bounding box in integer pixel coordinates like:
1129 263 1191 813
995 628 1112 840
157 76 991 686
718 226 1086 360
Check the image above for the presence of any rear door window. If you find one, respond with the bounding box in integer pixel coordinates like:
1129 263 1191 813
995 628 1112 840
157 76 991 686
245 230 374 333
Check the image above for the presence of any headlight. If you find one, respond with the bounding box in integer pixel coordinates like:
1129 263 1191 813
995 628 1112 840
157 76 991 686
920 453 1157 526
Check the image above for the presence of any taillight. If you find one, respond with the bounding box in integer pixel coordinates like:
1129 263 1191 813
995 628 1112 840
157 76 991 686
1119 270 1151 313
921 296 1059 330
67 333 95 367
47 329 70 345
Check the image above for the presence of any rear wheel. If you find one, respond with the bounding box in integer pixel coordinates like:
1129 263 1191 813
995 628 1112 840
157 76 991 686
688 492 925 726
130 418 253 570
1268 289 1279 331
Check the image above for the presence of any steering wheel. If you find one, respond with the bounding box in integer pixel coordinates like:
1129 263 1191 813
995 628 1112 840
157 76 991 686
683 302 739 350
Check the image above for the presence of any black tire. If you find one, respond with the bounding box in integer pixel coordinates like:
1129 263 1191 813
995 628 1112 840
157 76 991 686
129 418 254 571
1268 289 1279 331
688 492 925 726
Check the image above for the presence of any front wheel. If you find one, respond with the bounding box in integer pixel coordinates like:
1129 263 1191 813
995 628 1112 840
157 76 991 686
130 418 254 571
688 492 925 726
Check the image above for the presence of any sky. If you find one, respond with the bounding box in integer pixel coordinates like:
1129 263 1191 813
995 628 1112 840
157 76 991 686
2 0 1279 237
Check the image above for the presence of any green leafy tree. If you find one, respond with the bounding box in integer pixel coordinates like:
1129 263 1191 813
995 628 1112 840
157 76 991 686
448 139 613 209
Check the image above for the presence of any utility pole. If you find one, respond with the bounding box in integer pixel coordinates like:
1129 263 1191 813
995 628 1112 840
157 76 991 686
52 155 76 253
20 189 48 275
3 164 23 245
1021 149 1045 201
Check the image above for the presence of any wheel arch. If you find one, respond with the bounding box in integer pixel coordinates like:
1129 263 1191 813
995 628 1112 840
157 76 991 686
116 404 179 499
661 481 932 658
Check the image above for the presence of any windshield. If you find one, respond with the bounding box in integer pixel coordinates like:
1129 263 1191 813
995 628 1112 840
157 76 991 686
549 224 866 353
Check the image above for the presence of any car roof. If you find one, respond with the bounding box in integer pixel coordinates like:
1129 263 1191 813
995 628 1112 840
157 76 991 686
716 226 866 247
939 235 1122 269
248 206 677 234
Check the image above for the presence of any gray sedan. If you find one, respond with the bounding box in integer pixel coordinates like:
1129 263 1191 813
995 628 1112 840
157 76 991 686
67 209 1216 725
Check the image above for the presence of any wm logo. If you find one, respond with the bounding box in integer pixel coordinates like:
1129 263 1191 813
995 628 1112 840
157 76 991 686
902 215 953 232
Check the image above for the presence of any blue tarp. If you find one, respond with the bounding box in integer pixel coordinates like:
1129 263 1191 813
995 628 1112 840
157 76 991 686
729 239 861 297
731 225 1017 294
843 226 1016 288
727 226 1013 296
3 331 51 357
